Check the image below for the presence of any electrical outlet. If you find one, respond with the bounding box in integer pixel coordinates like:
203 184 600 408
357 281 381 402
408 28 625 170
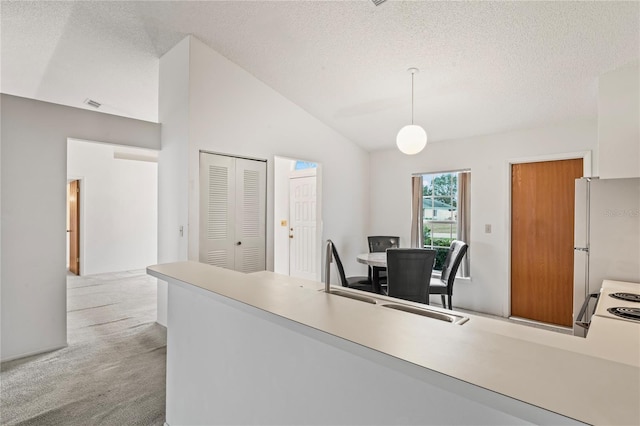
485 224 492 233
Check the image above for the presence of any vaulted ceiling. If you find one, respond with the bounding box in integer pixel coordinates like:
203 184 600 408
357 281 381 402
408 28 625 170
1 1 638 151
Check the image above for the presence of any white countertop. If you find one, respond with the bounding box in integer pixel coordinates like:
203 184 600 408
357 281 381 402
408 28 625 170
148 262 640 426
602 279 640 292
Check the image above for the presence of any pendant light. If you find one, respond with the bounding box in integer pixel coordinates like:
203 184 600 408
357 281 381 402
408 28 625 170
396 68 427 155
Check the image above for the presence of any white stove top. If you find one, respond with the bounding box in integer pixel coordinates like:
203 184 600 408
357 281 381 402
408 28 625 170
594 280 640 323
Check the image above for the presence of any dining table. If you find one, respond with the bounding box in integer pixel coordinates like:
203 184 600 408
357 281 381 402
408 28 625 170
356 252 387 294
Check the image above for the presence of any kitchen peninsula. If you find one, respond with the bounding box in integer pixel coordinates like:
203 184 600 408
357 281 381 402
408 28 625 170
148 261 640 426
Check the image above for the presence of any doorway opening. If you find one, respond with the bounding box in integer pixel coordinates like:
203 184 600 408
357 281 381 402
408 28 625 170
66 139 158 276
273 156 323 281
67 179 81 275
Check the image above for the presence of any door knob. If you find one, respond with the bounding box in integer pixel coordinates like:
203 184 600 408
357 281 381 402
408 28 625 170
289 235 294 239
236 241 242 246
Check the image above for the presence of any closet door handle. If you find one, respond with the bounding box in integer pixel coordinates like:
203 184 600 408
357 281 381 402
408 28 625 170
236 241 242 246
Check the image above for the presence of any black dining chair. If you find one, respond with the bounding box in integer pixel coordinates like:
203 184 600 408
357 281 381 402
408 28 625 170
428 240 468 310
331 243 374 293
367 236 399 287
385 248 437 304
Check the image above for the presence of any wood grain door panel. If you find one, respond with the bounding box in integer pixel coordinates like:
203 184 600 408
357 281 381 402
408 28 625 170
511 159 583 327
69 180 80 275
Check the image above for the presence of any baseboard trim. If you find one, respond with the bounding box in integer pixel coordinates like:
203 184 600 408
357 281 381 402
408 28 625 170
508 316 573 333
156 321 167 329
1 342 68 363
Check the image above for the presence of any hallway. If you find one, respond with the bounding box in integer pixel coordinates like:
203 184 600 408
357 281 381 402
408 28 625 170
1 270 165 425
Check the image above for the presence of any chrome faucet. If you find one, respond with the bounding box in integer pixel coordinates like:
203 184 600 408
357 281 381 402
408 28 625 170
324 239 333 292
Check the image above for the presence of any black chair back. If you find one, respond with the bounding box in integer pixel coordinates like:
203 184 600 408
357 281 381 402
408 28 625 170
368 236 400 253
386 248 436 303
438 241 469 287
330 244 349 287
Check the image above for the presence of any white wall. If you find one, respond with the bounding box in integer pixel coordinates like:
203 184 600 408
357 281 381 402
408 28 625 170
67 140 157 275
158 37 190 265
369 120 597 316
157 37 191 326
186 37 370 270
0 94 160 361
598 61 640 178
157 36 370 324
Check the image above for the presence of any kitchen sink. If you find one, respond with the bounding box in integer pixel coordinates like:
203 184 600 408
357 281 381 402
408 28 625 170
381 303 468 325
328 290 378 304
324 288 468 324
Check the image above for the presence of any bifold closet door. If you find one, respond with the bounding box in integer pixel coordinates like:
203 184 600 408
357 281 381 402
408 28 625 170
200 153 236 269
234 158 266 273
199 152 266 273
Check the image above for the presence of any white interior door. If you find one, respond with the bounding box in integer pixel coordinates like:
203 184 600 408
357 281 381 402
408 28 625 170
289 175 317 280
199 153 236 269
234 158 267 273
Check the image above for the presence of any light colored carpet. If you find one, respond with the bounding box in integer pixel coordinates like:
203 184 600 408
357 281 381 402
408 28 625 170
1 270 166 426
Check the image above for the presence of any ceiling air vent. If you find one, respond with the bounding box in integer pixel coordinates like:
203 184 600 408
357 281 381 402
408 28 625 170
84 98 101 108
371 0 387 5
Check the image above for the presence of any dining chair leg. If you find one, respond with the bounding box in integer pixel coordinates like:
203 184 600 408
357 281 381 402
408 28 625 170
372 267 381 294
440 295 446 308
447 295 453 310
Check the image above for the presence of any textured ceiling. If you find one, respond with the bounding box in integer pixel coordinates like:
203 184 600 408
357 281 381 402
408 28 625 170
1 1 638 151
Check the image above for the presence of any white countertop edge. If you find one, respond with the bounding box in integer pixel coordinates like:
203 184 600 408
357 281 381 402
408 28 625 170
148 262 639 426
250 271 640 368
152 268 582 426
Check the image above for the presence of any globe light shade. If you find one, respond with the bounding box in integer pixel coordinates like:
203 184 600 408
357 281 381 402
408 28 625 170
396 124 427 155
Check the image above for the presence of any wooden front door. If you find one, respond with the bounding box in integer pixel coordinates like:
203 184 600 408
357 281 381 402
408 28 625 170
510 159 583 327
68 180 80 275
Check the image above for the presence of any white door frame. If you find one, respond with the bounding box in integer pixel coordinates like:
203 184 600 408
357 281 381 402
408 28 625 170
504 150 592 319
273 156 323 281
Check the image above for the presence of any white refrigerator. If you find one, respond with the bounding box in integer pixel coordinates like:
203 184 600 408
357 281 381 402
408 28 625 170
573 177 640 336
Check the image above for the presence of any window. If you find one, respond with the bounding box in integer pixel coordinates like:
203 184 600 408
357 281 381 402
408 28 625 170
415 171 470 276
294 160 317 170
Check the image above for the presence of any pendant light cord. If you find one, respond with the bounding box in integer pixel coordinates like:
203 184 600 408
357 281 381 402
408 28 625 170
411 71 415 125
